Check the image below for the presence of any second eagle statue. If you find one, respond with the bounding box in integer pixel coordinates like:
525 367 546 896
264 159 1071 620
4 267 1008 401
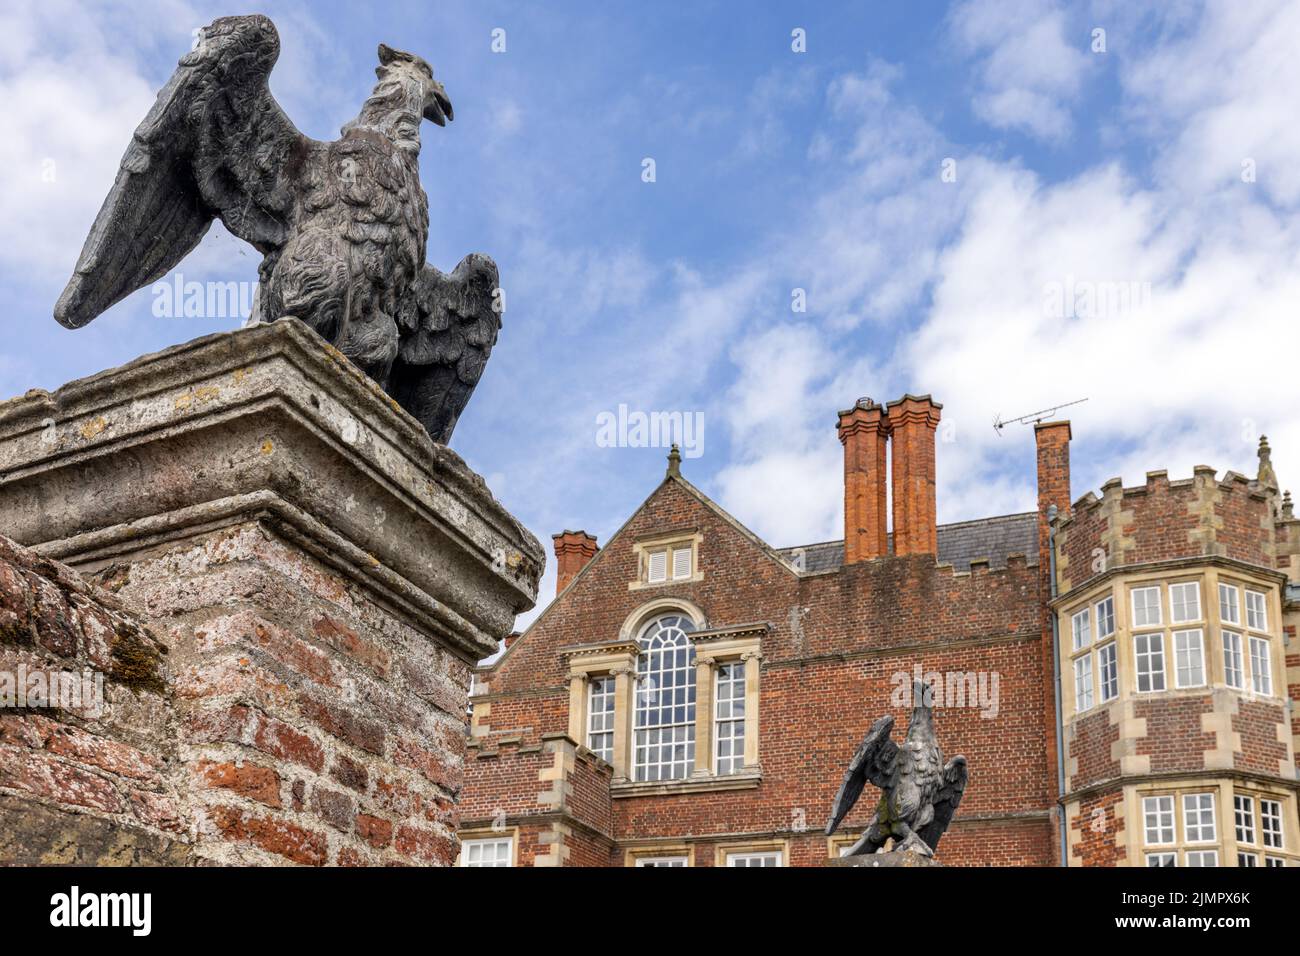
826 680 968 859
54 14 500 445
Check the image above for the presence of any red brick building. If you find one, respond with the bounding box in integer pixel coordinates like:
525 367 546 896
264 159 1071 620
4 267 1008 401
461 394 1300 867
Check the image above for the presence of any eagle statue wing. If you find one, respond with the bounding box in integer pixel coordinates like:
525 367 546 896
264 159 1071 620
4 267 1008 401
389 253 501 444
825 714 898 836
917 754 968 852
55 14 307 329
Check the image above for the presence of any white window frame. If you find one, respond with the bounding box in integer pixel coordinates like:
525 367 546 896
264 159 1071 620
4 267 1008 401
1219 582 1240 625
1222 631 1244 690
714 660 746 775
1245 589 1268 631
1249 636 1272 696
1172 629 1206 689
1234 795 1256 845
1183 793 1217 844
1169 582 1201 624
459 836 513 867
1074 653 1095 712
1095 596 1116 640
1185 850 1219 867
1134 633 1166 693
1265 856 1286 867
586 674 616 763
1143 795 1175 846
1237 851 1259 867
1132 586 1162 628
635 856 689 867
1071 607 1091 651
1097 642 1118 703
726 851 782 867
1146 851 1177 867
1260 799 1283 850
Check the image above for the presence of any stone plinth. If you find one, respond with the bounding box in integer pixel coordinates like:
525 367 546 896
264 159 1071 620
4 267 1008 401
828 850 940 867
0 319 542 865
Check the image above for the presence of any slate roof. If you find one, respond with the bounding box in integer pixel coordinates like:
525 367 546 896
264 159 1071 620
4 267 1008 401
776 512 1038 573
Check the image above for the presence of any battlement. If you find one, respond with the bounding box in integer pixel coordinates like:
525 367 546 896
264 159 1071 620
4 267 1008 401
1054 465 1277 595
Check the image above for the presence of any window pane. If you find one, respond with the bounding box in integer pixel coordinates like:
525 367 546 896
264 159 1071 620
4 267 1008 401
1245 590 1267 631
1135 633 1165 692
1183 793 1216 843
587 675 616 763
1098 643 1118 703
1143 796 1175 845
1074 653 1094 712
1261 800 1283 849
1222 631 1244 689
1234 796 1255 845
1249 637 1272 695
1132 587 1162 627
715 661 746 775
1173 629 1205 688
1170 582 1200 623
1095 597 1116 639
1219 583 1240 624
1072 608 1091 651
461 838 512 867
1185 850 1218 867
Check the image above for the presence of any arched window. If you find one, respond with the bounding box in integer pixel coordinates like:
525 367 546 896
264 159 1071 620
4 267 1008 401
633 614 696 781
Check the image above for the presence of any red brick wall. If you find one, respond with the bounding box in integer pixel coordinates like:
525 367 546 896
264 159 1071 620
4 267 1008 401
99 522 473 866
1070 789 1126 867
0 534 190 864
469 477 1054 866
1067 708 1120 791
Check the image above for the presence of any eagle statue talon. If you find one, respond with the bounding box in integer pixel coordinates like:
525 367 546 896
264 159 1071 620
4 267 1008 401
54 14 498 447
826 680 969 860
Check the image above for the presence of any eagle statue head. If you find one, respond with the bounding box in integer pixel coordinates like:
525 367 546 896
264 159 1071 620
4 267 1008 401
376 42 453 126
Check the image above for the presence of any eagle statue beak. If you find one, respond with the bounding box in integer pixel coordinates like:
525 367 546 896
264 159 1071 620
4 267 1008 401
424 84 453 126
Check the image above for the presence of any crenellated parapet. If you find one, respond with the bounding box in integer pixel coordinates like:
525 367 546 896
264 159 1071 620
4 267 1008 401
1054 467 1276 596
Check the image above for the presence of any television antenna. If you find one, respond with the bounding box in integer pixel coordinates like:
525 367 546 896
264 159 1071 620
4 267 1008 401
993 398 1088 436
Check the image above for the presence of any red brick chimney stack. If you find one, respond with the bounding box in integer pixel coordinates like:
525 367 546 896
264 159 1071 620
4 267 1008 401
1034 419 1071 864
837 398 890 563
1034 421 1072 548
552 530 599 595
887 395 943 557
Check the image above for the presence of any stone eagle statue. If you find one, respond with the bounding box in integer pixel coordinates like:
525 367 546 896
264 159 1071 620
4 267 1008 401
53 14 500 445
826 681 968 857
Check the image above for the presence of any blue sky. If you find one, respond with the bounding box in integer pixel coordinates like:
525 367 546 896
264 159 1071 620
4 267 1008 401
3 1 1299 628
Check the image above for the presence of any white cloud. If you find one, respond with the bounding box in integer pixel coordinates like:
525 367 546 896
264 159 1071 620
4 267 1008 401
948 0 1091 142
706 1 1300 546
1117 0 1300 207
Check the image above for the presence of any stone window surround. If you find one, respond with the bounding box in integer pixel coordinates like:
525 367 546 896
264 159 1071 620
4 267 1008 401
1125 779 1298 868
562 600 764 794
826 832 859 859
1057 563 1284 716
628 531 704 591
623 843 696 867
458 826 519 867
